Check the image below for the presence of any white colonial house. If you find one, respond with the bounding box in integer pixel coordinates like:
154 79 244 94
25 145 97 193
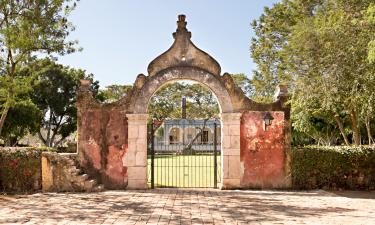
153 119 221 152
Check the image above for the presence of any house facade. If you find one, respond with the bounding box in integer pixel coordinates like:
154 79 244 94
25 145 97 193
154 119 221 151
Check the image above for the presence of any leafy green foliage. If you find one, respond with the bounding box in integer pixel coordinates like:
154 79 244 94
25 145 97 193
292 146 375 190
0 0 79 136
29 58 99 147
1 100 42 146
96 84 133 103
252 0 375 145
0 148 41 193
367 3 375 63
230 73 254 98
148 82 219 121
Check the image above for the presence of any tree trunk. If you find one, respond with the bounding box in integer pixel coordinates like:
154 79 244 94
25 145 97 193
350 109 361 146
183 119 208 153
333 114 350 146
365 113 374 145
0 105 10 137
45 110 53 147
38 131 47 146
54 136 67 147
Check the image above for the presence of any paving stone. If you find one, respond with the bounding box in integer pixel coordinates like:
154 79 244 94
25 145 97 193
0 189 374 224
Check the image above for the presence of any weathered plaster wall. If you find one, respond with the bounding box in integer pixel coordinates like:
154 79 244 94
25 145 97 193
77 87 129 189
103 109 128 189
78 109 103 179
240 111 287 188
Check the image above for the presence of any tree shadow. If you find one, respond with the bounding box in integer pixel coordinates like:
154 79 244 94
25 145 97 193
0 189 370 224
329 190 375 199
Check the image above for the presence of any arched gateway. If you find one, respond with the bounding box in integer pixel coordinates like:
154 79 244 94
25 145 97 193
77 15 291 189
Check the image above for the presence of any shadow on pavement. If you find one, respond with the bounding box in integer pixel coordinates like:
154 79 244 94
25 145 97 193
329 190 375 199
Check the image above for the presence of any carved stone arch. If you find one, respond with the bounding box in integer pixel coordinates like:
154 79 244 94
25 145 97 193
131 67 234 114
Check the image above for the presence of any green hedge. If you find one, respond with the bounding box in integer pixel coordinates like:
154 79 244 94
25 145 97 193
292 146 375 190
0 147 55 193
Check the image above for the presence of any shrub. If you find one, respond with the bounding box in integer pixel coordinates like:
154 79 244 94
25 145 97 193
0 147 55 193
292 146 375 190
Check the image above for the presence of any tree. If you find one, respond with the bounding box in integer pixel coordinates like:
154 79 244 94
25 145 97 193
252 0 375 146
148 82 219 121
287 0 374 146
230 73 254 98
0 100 41 146
250 1 308 102
97 84 133 103
30 58 99 147
0 0 79 136
367 3 375 63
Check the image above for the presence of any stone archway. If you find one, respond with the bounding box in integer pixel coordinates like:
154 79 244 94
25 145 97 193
76 14 292 190
126 67 242 189
124 15 243 189
133 67 233 114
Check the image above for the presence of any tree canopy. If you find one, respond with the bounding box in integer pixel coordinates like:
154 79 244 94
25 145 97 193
29 58 99 147
148 81 220 121
0 0 79 136
251 0 375 146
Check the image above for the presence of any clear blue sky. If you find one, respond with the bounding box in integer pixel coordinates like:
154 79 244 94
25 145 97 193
58 1 280 88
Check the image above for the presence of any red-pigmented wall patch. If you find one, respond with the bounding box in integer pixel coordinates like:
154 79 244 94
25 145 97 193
104 109 128 189
240 111 286 188
80 110 103 172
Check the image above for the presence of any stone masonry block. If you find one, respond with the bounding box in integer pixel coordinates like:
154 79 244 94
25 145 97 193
230 135 240 149
126 114 149 122
41 156 53 192
127 179 147 190
138 125 147 139
229 125 240 136
220 113 242 122
128 125 139 139
221 125 229 136
222 155 229 179
136 151 147 166
127 138 137 152
223 135 231 148
228 155 240 179
221 178 241 189
223 148 240 156
128 166 147 180
123 151 136 167
136 138 147 152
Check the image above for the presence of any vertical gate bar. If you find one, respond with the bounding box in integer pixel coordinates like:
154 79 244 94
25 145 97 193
214 122 218 189
150 122 155 189
198 125 204 187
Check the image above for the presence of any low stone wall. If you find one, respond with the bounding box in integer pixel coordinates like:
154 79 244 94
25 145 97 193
42 152 104 192
41 152 77 192
0 148 101 193
0 147 42 193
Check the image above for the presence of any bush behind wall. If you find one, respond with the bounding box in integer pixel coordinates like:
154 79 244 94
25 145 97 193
292 146 375 190
0 147 55 193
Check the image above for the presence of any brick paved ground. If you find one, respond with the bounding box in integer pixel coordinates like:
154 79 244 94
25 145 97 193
0 189 374 225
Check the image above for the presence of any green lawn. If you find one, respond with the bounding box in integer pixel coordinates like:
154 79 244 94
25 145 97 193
147 154 221 188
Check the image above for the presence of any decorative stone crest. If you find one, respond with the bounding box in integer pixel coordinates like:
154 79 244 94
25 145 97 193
147 15 221 76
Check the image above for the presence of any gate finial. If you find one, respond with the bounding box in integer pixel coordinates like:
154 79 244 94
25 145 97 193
173 14 191 39
177 14 186 29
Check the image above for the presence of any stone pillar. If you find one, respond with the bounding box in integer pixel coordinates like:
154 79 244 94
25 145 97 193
41 153 53 192
220 113 242 189
125 113 149 189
